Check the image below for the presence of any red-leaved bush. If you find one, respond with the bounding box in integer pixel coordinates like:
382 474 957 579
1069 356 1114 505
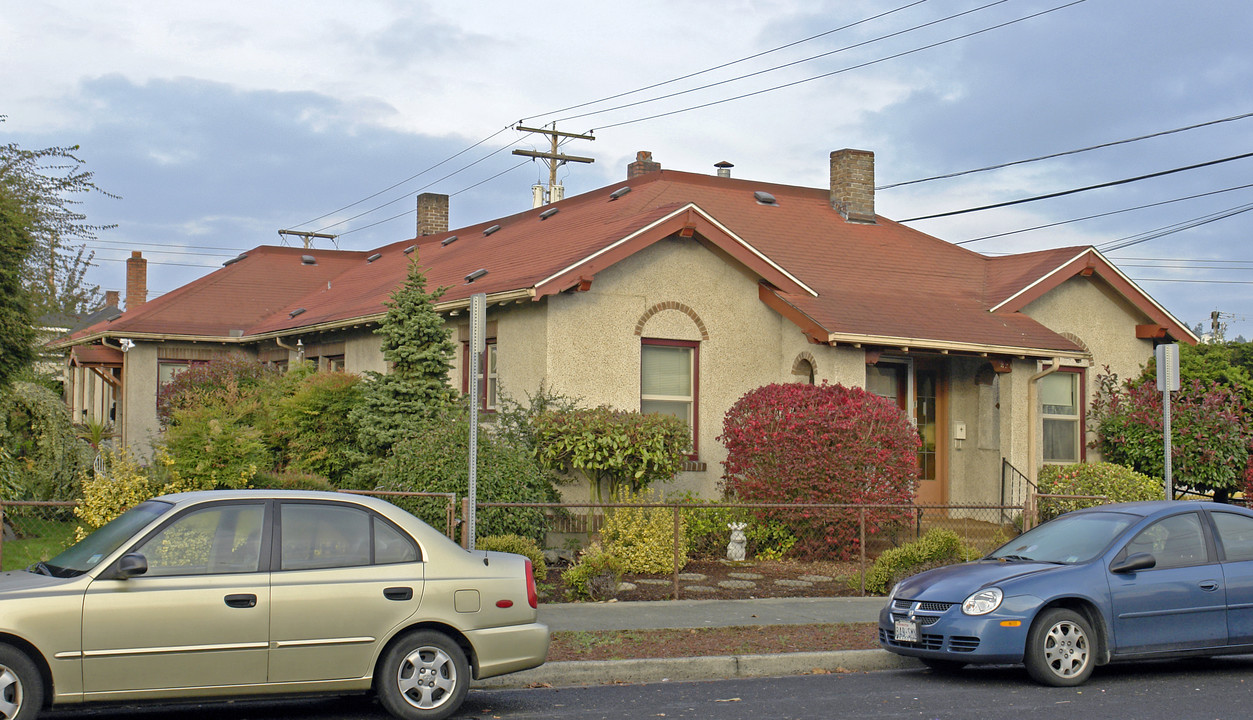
719 383 920 560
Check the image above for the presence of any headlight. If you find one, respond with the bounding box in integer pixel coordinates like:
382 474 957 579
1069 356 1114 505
962 587 1003 615
887 582 902 603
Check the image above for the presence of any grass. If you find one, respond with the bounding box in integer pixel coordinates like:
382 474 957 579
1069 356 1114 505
547 623 879 662
1 519 77 571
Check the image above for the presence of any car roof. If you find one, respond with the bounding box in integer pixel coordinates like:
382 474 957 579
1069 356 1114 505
152 489 396 513
1071 500 1251 518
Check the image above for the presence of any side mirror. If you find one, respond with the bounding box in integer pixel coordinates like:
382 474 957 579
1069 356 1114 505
1111 552 1156 574
116 553 149 580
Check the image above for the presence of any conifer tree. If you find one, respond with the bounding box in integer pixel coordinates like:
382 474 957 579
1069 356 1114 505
351 257 457 456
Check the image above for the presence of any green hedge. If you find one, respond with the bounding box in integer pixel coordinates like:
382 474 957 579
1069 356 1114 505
865 528 980 595
1038 462 1160 521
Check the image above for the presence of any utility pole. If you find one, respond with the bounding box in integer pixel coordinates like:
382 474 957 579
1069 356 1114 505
512 124 595 206
277 229 338 250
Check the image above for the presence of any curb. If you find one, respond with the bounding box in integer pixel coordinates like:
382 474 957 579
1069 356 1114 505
474 649 920 689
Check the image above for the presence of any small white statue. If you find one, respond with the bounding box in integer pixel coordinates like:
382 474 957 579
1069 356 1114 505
726 522 748 562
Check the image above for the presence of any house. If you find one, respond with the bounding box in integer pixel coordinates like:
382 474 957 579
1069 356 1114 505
55 149 1196 503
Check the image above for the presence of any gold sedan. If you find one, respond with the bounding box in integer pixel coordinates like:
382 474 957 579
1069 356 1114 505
2 490 548 720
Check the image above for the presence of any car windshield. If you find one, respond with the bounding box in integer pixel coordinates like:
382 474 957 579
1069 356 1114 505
987 510 1139 564
35 500 172 577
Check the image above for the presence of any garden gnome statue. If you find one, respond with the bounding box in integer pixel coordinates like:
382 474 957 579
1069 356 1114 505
726 522 748 562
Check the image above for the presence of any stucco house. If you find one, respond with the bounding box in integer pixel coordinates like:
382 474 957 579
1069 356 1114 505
55 149 1196 504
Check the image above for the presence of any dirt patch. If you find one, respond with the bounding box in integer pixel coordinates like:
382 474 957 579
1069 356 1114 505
547 622 878 662
543 558 868 603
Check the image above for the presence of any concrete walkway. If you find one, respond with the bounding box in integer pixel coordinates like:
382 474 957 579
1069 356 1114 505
475 596 919 689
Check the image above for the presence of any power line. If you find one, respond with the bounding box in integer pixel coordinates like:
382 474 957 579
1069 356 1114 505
1097 201 1253 252
879 111 1253 190
590 1 1086 132
899 151 1253 222
554 0 1011 125
954 181 1253 244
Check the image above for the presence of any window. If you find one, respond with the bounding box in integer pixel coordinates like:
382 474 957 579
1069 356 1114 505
641 339 698 453
279 503 419 570
1041 369 1084 464
324 355 345 372
462 340 497 411
1213 512 1253 562
135 504 265 576
1123 513 1208 569
158 361 191 388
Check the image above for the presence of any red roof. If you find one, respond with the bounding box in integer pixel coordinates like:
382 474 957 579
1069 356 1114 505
63 169 1193 353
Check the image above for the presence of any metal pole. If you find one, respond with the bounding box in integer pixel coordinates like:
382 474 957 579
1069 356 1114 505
1163 388 1173 500
467 293 486 550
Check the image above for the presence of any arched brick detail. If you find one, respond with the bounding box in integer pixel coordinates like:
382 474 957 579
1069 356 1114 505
1059 331 1091 355
634 301 710 341
791 351 817 379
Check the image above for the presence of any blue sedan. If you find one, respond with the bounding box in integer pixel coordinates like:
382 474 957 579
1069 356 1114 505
879 501 1253 686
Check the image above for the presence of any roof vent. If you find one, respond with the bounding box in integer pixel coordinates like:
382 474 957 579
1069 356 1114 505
105 311 123 322
465 268 488 283
289 307 306 318
715 161 734 178
753 190 778 206
301 255 316 265
609 187 631 201
223 253 248 267
539 207 559 220
483 224 501 236
403 245 416 254
366 253 382 263
441 235 458 247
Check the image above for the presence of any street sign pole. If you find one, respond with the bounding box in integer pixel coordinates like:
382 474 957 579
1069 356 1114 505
1156 343 1180 500
467 293 486 549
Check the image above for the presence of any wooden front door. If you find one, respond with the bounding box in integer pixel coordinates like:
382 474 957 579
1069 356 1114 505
914 363 948 506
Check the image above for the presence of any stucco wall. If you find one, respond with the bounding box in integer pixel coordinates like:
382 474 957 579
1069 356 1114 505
120 343 159 461
1020 275 1156 468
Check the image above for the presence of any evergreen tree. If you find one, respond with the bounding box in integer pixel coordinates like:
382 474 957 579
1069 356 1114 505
350 258 458 456
0 188 36 388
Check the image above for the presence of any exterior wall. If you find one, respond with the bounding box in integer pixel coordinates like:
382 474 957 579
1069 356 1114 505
120 343 160 460
343 329 385 374
1020 275 1156 469
512 236 808 498
945 357 1008 506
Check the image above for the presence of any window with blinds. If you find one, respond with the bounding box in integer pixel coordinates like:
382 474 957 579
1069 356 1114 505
641 339 698 454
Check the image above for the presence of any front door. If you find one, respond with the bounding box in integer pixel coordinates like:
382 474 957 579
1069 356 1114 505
868 360 947 506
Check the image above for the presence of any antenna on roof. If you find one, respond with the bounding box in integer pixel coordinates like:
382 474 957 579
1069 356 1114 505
512 123 595 208
278 229 339 250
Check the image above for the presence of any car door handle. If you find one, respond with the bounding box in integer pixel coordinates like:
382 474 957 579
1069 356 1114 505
225 593 258 608
1199 580 1220 592
384 587 413 601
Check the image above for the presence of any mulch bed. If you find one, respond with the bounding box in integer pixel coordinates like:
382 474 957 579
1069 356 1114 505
543 558 867 603
546 622 879 662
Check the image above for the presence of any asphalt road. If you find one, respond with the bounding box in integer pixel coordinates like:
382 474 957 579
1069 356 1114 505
44 655 1253 720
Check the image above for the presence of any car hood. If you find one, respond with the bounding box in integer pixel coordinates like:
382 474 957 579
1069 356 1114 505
896 560 1063 602
0 570 77 596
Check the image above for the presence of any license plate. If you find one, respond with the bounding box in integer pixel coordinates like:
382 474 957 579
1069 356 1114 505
894 619 919 643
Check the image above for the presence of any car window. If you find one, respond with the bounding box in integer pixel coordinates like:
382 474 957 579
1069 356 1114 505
988 511 1137 564
134 504 265 577
47 500 172 576
1124 513 1208 569
1212 512 1253 562
375 520 419 564
281 503 372 570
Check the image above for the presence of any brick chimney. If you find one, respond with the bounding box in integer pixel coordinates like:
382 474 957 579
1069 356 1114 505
104 290 120 309
416 193 449 236
830 149 876 224
627 151 661 179
125 251 148 310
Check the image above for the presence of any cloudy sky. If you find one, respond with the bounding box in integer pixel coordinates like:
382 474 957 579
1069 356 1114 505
5 0 1252 339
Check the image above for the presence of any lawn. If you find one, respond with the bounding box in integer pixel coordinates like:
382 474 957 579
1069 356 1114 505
1 519 77 571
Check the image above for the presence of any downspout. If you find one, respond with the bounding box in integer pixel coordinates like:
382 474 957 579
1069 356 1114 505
1027 358 1065 521
274 336 303 363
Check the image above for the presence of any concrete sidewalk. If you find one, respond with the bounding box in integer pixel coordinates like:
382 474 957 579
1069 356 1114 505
475 596 919 689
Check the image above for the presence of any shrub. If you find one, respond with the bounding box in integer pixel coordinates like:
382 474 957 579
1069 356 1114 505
531 406 689 501
0 381 94 502
675 494 798 561
356 407 558 543
864 528 980 595
158 405 266 491
270 370 363 486
720 383 919 560
600 488 687 575
156 356 283 425
478 534 547 587
1090 369 1250 502
561 542 624 601
250 470 335 492
74 444 153 540
1037 462 1161 521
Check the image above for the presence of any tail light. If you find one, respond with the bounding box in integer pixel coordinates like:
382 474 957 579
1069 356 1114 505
525 559 539 609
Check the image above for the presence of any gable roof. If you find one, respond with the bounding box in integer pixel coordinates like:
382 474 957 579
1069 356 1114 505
61 168 1195 354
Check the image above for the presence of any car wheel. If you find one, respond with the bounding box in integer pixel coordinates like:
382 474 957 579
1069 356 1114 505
0 644 42 720
376 630 470 720
1024 608 1095 687
919 657 966 673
